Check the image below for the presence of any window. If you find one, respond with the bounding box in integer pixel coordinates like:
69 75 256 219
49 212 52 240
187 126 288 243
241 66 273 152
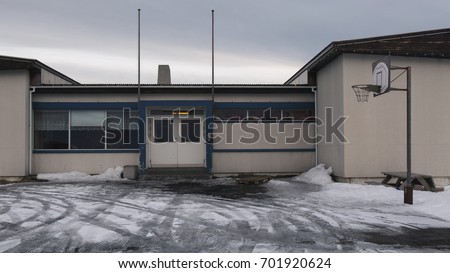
214 108 313 123
106 110 139 149
150 109 173 116
34 109 139 150
214 109 247 121
282 109 314 121
70 110 105 149
180 119 201 143
154 119 174 143
248 109 282 121
34 111 69 149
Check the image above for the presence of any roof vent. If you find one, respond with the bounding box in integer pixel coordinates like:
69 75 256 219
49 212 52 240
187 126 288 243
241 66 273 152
157 65 171 85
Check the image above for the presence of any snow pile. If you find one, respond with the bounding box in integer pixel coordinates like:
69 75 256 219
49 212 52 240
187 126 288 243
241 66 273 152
294 163 334 185
265 179 291 190
413 187 450 222
37 166 125 182
267 180 290 187
313 183 402 205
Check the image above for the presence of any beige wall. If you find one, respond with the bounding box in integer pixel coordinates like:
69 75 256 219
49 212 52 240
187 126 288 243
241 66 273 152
0 70 29 177
315 55 346 177
33 153 139 174
213 152 315 174
341 54 450 179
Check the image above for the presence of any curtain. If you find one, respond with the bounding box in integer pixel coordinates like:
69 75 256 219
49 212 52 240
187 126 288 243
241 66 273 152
34 112 68 131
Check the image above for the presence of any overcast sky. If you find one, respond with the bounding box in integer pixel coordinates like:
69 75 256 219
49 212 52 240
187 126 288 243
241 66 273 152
1 0 449 84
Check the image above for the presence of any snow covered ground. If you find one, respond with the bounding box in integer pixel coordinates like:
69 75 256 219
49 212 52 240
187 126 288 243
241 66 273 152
0 164 449 252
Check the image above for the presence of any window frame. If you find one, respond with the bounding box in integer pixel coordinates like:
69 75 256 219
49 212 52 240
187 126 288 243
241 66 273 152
33 109 139 151
213 108 314 123
34 110 70 150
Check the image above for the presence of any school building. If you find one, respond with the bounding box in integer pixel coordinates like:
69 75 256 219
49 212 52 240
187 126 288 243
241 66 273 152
1 28 450 185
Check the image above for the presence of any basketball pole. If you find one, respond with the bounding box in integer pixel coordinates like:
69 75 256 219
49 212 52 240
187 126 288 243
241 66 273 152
353 64 413 204
404 67 413 204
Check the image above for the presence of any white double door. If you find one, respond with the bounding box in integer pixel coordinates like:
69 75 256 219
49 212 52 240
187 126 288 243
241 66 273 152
149 109 205 167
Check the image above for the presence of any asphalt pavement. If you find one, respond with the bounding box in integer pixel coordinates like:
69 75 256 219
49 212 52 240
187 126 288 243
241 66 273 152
0 178 449 252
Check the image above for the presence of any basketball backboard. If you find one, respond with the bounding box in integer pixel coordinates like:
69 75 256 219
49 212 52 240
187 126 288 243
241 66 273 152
372 57 391 95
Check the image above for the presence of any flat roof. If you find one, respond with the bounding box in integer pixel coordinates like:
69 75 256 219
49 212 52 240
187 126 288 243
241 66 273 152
33 84 315 94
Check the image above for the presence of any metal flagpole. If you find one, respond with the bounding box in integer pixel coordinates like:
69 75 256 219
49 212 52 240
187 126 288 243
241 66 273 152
138 9 141 106
209 9 215 176
137 8 142 172
211 10 215 107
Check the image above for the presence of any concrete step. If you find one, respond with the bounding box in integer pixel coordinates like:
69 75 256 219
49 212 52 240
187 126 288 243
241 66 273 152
139 167 211 180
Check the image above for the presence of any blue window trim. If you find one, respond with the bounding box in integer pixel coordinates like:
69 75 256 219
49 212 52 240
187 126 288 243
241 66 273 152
33 149 140 154
213 119 316 124
33 102 138 110
213 148 315 153
214 102 314 110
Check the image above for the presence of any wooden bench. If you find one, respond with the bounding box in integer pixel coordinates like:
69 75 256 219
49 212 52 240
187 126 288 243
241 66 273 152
381 172 440 192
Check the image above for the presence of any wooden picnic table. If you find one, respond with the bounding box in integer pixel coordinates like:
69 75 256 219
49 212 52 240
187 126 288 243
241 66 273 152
381 172 438 192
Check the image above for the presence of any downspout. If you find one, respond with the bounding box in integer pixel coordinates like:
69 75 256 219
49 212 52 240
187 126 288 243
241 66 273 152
29 87 36 176
312 87 318 166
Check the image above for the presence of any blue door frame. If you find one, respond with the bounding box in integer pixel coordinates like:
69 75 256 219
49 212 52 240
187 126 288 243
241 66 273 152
138 100 213 174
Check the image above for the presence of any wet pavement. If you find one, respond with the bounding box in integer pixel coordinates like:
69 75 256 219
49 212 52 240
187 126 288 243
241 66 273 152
0 178 449 253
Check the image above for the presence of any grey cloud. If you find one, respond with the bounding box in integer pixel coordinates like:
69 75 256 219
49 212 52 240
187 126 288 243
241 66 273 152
1 0 449 83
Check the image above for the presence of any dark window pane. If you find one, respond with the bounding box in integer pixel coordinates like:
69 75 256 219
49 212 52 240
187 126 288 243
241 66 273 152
188 109 204 117
34 111 69 149
70 127 105 149
70 111 105 149
214 109 247 121
106 110 139 149
248 108 281 121
107 129 139 149
247 109 262 121
283 109 314 121
180 119 200 143
154 119 173 143
150 110 174 116
264 109 282 121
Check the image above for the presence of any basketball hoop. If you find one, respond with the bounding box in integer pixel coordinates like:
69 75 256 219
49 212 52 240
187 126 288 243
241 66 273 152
352 84 381 102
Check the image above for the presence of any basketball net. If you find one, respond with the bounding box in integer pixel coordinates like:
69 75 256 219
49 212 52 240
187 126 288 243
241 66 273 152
352 85 371 102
